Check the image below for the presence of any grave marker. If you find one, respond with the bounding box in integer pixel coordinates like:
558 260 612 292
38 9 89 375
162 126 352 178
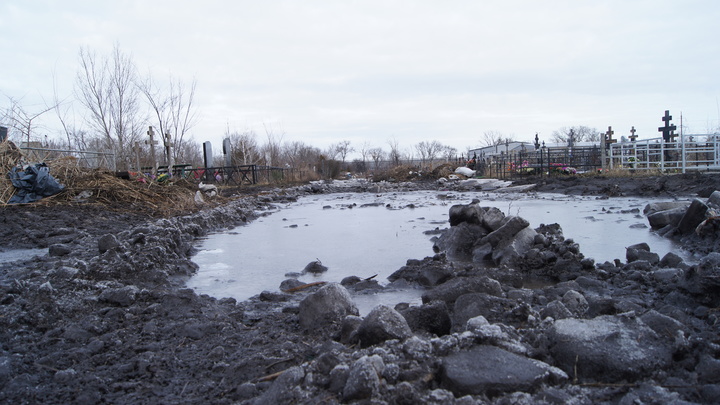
145 126 159 175
605 126 616 146
658 110 677 142
629 126 637 142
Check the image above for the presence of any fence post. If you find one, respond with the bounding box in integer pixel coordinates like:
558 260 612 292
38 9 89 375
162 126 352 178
681 132 686 173
660 141 665 171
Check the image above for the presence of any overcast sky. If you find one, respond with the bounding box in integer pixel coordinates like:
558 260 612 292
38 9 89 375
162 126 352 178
2 0 720 157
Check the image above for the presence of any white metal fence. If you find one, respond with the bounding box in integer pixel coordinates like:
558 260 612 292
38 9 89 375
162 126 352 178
607 134 720 172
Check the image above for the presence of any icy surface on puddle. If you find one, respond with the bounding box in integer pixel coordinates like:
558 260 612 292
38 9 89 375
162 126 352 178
0 248 47 264
187 191 688 314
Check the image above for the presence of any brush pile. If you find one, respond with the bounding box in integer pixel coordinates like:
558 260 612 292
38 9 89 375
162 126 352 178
0 140 209 216
0 140 23 204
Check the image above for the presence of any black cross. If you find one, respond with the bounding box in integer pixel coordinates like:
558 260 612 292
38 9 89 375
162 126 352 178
629 126 637 142
658 110 677 142
605 126 616 146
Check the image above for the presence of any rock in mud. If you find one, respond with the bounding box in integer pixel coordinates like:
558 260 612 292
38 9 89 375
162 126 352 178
97 233 120 254
302 259 328 274
343 355 384 401
253 366 306 405
626 242 660 265
490 226 537 266
453 293 517 328
98 285 140 306
422 276 503 305
357 305 413 347
478 216 530 248
547 315 674 382
298 283 358 332
643 201 690 216
432 222 487 260
398 300 452 336
441 345 567 397
677 198 708 234
680 252 720 305
387 256 454 287
448 203 484 226
646 206 687 229
48 243 71 257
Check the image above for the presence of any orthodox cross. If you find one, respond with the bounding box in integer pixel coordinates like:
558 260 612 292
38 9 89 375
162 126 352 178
145 126 158 174
658 110 677 142
605 126 616 146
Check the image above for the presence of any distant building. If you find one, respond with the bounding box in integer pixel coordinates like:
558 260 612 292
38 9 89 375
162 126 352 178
468 141 602 160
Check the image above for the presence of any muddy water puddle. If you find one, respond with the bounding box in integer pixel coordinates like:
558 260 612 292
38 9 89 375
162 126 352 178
0 248 47 264
187 191 690 314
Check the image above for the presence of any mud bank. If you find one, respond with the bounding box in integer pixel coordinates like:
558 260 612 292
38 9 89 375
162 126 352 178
0 175 719 404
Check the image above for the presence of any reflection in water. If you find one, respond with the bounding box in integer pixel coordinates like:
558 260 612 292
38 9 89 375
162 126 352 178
187 191 690 313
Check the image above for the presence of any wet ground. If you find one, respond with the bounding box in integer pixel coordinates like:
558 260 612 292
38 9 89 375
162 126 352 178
1 173 720 404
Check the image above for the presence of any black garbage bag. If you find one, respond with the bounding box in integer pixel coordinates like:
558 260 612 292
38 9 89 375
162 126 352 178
7 163 65 204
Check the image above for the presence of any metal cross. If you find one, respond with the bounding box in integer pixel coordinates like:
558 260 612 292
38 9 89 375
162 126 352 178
658 110 677 142
629 126 637 142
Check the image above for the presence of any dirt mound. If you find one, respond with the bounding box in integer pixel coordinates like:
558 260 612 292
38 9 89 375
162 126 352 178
372 163 461 182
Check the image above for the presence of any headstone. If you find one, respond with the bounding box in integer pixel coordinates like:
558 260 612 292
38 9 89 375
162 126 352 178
629 126 638 142
203 141 213 169
0 126 7 142
164 131 174 174
223 138 232 167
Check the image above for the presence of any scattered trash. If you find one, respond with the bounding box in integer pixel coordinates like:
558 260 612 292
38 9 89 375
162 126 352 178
454 166 476 177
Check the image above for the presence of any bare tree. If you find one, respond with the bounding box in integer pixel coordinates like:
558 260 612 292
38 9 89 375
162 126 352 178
282 141 321 170
75 44 143 169
387 138 401 166
480 130 517 147
1 95 56 145
441 145 458 162
332 140 354 163
227 126 261 165
174 138 202 167
359 141 371 164
369 147 384 170
261 122 284 166
550 126 601 144
138 73 199 163
414 140 444 169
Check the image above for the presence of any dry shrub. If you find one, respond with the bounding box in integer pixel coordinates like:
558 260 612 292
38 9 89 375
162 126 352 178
0 140 24 204
429 163 456 179
371 165 422 182
1 149 210 216
54 167 205 216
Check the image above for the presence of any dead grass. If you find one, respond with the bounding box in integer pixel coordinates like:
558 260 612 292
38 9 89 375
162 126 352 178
0 140 24 204
1 143 211 216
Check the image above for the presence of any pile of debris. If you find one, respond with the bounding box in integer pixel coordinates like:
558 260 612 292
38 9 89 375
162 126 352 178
0 140 209 216
0 140 23 203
